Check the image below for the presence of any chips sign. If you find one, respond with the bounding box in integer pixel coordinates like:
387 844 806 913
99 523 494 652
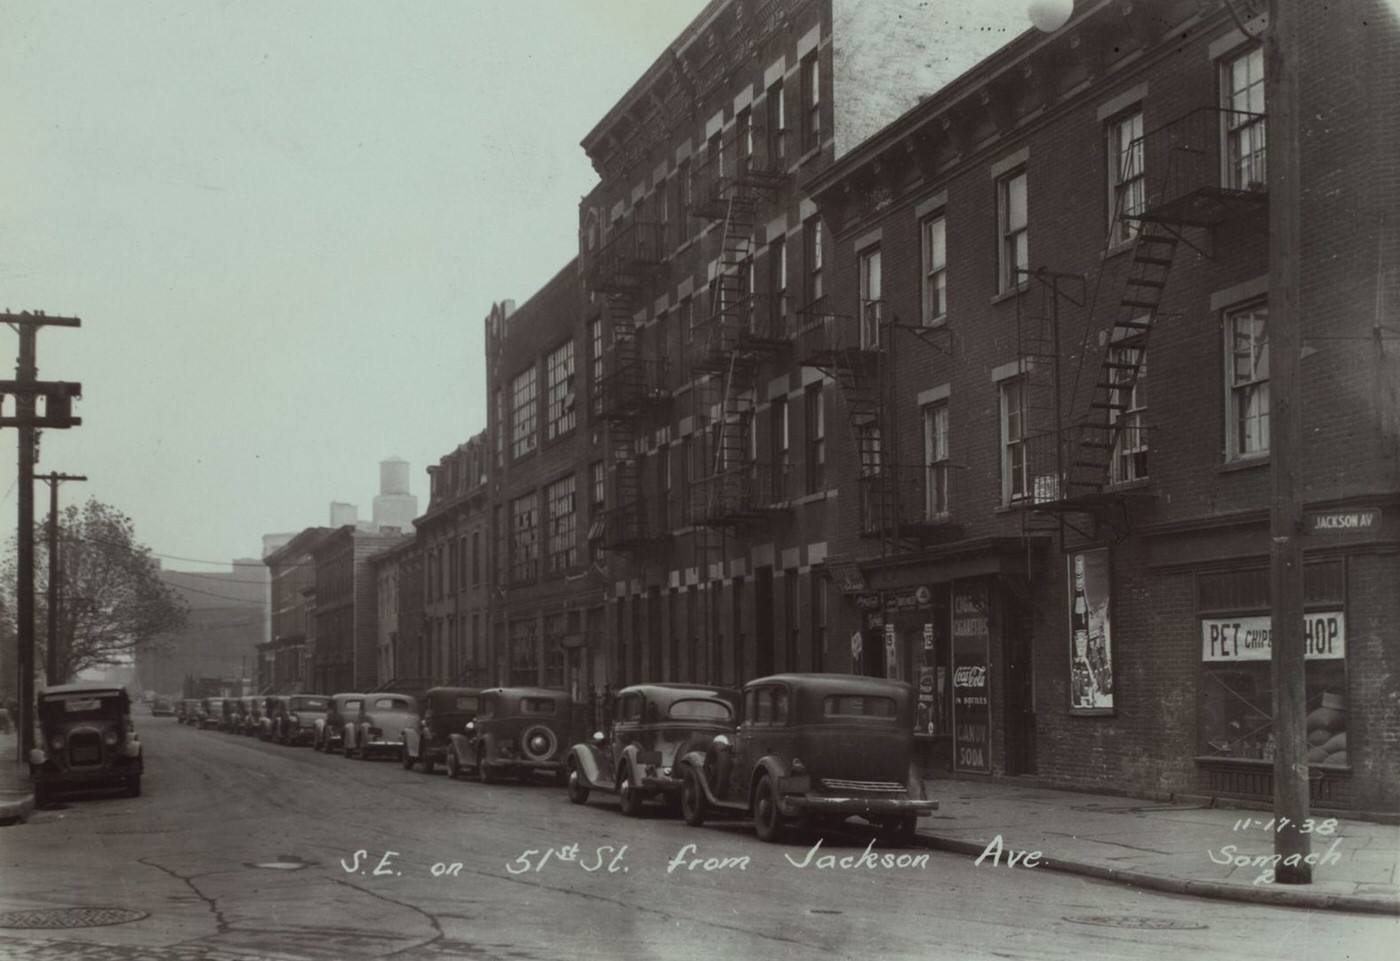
1201 611 1345 661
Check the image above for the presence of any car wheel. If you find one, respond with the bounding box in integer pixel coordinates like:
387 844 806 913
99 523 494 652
446 751 460 780
680 767 706 827
401 741 415 770
420 753 435 774
126 775 142 798
478 748 498 784
618 774 644 817
753 775 786 843
566 764 590 805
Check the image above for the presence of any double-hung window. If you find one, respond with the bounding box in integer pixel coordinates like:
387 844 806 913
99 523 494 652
1222 45 1266 191
511 366 538 459
588 318 604 416
921 214 947 325
510 491 539 582
804 216 824 309
1109 342 1148 483
1000 378 1029 503
998 169 1028 292
858 246 882 349
923 403 950 519
769 236 788 336
801 53 821 153
804 384 825 494
1227 303 1269 458
1108 110 1145 243
771 397 790 501
546 474 577 573
766 79 786 167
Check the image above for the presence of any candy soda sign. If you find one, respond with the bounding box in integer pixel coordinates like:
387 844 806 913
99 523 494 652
952 584 991 773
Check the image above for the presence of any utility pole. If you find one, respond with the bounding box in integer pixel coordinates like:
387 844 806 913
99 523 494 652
1266 0 1310 883
1 311 82 761
39 472 86 685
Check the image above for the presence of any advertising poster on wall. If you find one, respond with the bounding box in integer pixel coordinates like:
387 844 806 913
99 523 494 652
1068 547 1113 714
951 581 991 773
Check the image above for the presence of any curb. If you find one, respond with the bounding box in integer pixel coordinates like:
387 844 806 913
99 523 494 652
0 791 34 827
912 833 1400 917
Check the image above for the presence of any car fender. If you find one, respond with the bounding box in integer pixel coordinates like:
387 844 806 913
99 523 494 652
750 755 804 807
401 726 419 755
568 742 607 789
616 743 644 785
676 752 727 806
446 732 473 765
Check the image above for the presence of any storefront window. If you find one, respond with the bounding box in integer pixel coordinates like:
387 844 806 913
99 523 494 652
1197 564 1347 764
1068 548 1113 714
856 585 951 737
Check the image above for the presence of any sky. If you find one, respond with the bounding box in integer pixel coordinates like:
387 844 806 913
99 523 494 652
1 0 1033 571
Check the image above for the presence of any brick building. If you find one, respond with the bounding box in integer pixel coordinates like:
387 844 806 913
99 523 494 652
798 0 1398 813
413 432 492 687
575 0 1014 695
262 528 333 693
311 526 407 693
486 266 608 708
368 533 417 686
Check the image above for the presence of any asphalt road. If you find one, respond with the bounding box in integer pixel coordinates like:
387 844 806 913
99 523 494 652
0 717 1393 961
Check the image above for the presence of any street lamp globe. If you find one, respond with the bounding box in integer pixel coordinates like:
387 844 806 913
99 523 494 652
1027 0 1074 32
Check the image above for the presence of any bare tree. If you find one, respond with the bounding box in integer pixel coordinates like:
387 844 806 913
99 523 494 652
3 498 188 683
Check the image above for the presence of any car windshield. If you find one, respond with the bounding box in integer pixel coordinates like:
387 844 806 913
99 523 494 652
42 695 124 720
668 699 733 721
290 697 329 711
823 694 898 718
519 697 557 715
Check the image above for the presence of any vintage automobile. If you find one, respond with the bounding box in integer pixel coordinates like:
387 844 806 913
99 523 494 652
402 686 480 774
29 683 143 805
317 693 364 752
257 695 288 741
220 698 244 732
471 687 573 785
345 693 418 760
236 696 262 736
150 695 175 717
675 673 937 843
565 683 741 816
199 697 227 730
275 694 331 746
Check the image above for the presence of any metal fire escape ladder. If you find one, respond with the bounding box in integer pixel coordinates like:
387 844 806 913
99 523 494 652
605 289 646 545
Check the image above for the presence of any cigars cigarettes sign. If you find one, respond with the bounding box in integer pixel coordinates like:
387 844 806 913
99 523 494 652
1201 611 1346 661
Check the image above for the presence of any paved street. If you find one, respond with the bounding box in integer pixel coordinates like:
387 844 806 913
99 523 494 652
0 718 1394 961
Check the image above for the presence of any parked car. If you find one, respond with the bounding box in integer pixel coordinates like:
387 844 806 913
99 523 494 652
236 696 261 736
345 693 418 760
221 698 244 732
403 686 480 774
275 694 331 746
675 673 937 843
29 683 143 805
471 687 573 785
566 683 741 816
317 693 364 752
150 695 175 717
258 695 288 741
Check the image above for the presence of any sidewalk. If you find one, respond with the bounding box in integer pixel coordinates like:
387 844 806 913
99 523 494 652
0 731 34 825
914 777 1400 915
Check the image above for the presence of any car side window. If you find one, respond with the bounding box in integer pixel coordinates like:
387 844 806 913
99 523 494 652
617 694 642 723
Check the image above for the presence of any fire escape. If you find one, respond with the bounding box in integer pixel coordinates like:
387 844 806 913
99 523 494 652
687 125 792 538
1019 106 1268 537
590 215 671 552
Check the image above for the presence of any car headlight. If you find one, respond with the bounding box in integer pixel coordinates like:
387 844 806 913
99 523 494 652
50 734 64 750
528 733 549 754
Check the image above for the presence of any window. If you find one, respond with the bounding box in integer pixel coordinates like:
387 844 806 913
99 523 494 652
674 159 691 245
545 340 576 440
1227 303 1269 458
823 695 896 718
859 246 882 348
1000 379 1029 503
747 685 790 726
769 236 788 335
509 619 538 687
589 317 604 416
805 384 825 494
494 387 505 467
921 214 947 326
736 107 753 172
681 296 694 345
771 397 790 500
766 79 786 166
511 366 537 458
1222 45 1266 191
801 53 821 152
591 460 605 510
510 491 539 582
923 402 950 519
471 530 481 586
546 474 577 574
803 216 824 309
1108 110 1145 243
998 169 1028 292
1109 343 1148 483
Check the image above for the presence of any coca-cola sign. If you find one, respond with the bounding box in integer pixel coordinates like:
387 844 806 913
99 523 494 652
953 664 987 689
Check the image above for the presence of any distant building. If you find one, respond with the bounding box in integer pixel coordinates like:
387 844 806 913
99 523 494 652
368 534 419 688
373 456 419 533
262 528 334 693
136 560 268 697
312 526 407 693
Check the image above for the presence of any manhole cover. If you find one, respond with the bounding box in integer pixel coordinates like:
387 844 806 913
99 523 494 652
808 908 843 915
1065 915 1208 930
246 854 312 871
0 907 148 929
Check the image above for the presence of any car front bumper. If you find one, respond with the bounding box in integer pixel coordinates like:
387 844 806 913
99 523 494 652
780 795 939 818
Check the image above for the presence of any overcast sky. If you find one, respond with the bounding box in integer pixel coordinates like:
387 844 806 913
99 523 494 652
1 1 1030 571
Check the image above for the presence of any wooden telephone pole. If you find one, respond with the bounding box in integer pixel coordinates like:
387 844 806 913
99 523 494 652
39 472 87 685
1 311 82 760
